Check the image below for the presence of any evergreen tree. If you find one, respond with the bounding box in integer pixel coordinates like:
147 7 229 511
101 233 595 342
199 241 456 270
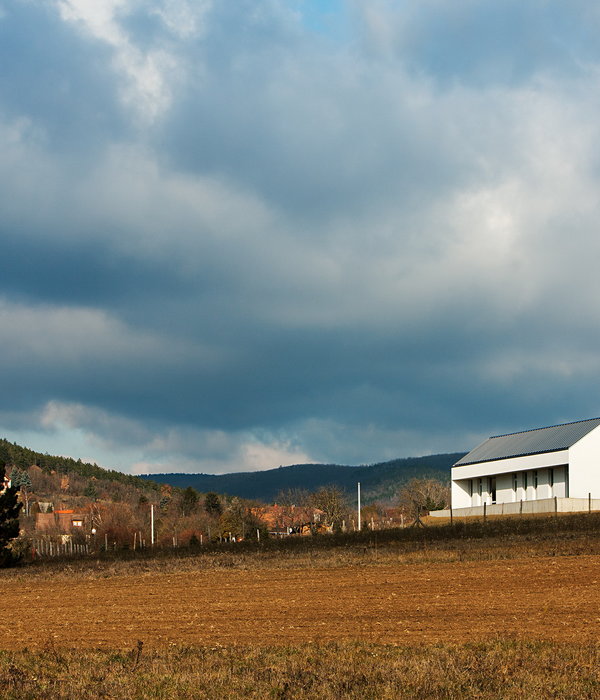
9 468 24 487
0 461 23 567
84 483 99 501
159 494 171 513
180 487 199 517
11 468 31 490
9 468 32 516
204 492 223 517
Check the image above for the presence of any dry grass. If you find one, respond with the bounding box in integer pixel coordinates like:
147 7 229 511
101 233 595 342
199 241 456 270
1 639 599 699
4 515 600 697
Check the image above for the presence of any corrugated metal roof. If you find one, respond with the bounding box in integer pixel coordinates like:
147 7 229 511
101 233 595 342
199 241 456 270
454 417 600 467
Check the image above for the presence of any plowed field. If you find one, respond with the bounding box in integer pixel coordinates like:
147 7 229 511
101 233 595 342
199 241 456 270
5 555 600 649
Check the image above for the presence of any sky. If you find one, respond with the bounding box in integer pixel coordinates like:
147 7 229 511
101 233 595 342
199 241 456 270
2 0 600 475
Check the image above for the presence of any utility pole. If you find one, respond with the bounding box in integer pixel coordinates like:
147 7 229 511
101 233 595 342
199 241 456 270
151 504 155 547
357 482 361 531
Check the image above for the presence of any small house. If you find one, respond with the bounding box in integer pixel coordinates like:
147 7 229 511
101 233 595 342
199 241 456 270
35 509 89 533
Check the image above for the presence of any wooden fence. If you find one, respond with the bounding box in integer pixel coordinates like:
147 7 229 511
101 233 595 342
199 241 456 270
31 539 90 558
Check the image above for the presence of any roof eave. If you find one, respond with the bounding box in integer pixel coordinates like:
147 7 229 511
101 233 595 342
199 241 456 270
453 447 568 468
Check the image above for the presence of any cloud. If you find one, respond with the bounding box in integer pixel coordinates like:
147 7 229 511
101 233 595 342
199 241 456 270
56 0 185 123
1 1 600 473
5 399 312 474
0 1 126 154
354 0 600 85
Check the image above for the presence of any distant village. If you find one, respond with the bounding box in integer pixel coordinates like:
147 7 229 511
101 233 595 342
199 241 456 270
2 460 417 560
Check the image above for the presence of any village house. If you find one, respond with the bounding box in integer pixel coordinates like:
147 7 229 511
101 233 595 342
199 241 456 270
35 509 89 533
435 417 600 517
254 504 324 536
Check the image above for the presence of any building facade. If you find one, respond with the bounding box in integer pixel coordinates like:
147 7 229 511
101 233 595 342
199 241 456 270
451 417 600 510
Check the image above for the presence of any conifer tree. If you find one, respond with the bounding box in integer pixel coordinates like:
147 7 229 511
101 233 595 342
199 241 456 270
204 492 223 517
180 487 199 516
84 483 99 501
0 461 23 567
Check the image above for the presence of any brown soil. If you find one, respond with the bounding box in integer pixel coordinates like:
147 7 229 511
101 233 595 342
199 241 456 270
5 555 600 649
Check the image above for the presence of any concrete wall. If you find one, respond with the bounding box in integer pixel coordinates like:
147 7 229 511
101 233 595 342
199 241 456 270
431 496 600 518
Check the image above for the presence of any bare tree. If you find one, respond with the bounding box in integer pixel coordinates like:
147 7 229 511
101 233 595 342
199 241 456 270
310 486 349 532
275 488 311 532
398 478 450 519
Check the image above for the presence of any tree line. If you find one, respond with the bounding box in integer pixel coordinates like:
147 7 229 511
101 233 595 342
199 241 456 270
0 445 451 566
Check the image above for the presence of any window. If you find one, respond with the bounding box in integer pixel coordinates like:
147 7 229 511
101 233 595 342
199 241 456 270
468 479 473 498
548 468 554 488
490 477 497 504
533 471 538 489
523 472 528 490
478 478 483 496
512 473 518 491
72 520 83 527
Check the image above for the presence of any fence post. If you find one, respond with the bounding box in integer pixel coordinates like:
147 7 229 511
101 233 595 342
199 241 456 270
589 492 592 513
483 502 487 523
450 506 453 525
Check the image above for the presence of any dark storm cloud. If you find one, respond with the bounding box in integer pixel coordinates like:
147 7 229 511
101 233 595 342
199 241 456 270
0 226 195 306
1 0 600 472
0 1 127 154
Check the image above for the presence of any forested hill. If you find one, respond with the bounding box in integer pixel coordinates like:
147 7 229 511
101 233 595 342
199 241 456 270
0 438 158 491
141 453 464 504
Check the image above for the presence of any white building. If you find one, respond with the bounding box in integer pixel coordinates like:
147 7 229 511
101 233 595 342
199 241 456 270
449 417 600 515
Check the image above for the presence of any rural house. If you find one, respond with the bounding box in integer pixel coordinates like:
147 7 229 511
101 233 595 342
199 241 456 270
35 509 89 533
445 417 600 517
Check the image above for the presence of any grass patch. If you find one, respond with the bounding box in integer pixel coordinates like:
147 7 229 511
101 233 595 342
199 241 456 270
1 639 599 699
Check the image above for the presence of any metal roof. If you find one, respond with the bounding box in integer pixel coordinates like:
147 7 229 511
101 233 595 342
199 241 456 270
454 417 600 467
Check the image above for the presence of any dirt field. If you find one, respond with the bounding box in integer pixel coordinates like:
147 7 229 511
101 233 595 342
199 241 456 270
5 554 600 650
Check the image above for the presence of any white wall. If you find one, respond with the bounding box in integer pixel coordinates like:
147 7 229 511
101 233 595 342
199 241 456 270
553 466 567 498
451 450 568 481
568 425 600 499
451 463 569 507
496 473 513 503
452 478 472 508
452 474 500 507
537 467 552 499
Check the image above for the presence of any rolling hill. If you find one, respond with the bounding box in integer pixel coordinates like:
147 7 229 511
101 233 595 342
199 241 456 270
140 452 464 504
